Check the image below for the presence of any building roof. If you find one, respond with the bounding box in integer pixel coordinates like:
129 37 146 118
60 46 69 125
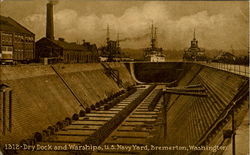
53 40 88 51
36 37 91 52
0 15 34 35
216 52 236 58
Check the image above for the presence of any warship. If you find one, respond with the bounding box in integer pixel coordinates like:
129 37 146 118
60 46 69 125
99 25 132 62
144 24 166 62
183 29 206 61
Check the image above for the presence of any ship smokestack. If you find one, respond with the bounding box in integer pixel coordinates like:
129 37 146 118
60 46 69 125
46 2 54 40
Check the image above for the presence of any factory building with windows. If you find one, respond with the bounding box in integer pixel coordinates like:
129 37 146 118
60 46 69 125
0 15 35 63
35 1 99 64
36 37 98 63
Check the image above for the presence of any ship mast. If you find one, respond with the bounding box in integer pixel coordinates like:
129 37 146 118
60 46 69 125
106 24 110 44
193 28 196 40
154 27 157 48
151 24 156 49
117 32 120 48
151 24 154 40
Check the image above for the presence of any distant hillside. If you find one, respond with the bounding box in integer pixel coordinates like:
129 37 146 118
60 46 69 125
122 48 248 60
164 50 183 60
122 48 144 60
205 49 248 58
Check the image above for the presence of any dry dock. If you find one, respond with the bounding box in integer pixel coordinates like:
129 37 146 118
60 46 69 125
0 62 248 155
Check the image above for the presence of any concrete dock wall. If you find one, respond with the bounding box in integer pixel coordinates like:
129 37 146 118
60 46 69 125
0 62 247 152
128 62 248 154
165 65 248 154
0 63 135 144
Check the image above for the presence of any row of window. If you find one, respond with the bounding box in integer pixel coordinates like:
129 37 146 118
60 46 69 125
1 33 12 44
13 44 33 50
14 35 34 43
1 46 13 51
1 46 33 52
14 51 33 60
1 32 34 44
0 46 34 60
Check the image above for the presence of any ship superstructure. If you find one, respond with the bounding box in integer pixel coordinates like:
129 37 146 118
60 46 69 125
99 25 124 62
183 29 206 61
144 24 166 62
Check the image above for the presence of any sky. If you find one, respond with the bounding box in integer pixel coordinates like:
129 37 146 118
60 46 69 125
0 0 249 50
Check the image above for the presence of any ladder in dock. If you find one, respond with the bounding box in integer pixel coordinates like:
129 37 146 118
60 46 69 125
101 62 124 88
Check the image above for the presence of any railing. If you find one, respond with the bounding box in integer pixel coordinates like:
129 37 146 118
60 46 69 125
163 59 249 77
196 61 249 77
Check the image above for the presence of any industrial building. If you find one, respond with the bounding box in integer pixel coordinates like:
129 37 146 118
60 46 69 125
36 38 98 63
0 15 35 64
35 2 98 63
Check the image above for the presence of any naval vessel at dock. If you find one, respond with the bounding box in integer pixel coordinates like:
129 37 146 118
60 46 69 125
144 24 166 62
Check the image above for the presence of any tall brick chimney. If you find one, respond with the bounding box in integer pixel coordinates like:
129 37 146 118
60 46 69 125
46 2 54 40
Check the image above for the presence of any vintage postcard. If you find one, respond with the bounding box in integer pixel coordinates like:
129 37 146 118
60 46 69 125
0 0 249 155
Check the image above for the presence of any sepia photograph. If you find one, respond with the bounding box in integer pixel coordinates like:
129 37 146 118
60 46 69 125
0 0 249 154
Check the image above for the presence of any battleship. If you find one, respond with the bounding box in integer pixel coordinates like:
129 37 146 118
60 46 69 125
183 29 206 61
99 25 133 62
144 24 166 62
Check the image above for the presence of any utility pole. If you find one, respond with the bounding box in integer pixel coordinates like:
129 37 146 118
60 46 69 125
232 108 236 155
162 90 170 144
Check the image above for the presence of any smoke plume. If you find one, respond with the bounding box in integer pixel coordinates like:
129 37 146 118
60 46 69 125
48 0 58 5
22 1 248 50
119 33 150 42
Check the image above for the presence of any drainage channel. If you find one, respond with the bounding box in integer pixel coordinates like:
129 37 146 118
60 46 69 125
20 84 158 155
92 85 163 155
